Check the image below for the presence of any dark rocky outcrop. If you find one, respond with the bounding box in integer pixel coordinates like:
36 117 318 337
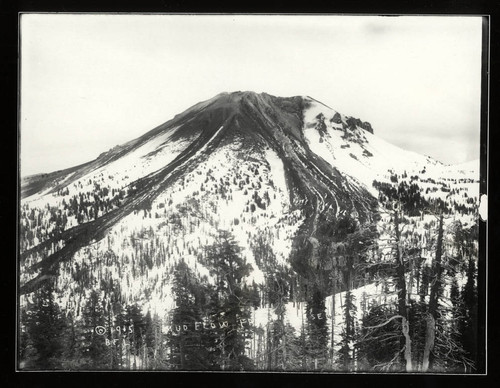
345 116 374 134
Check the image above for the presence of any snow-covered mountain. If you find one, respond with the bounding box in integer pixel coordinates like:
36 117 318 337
19 91 479 333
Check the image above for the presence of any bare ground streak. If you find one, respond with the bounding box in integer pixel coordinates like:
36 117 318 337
20 115 235 295
20 92 378 294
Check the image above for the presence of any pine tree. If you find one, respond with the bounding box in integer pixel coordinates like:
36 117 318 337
113 300 130 369
124 303 146 369
22 282 67 369
143 310 155 368
59 308 88 370
282 322 304 370
203 229 255 370
264 265 289 370
459 257 478 371
357 302 401 371
80 290 108 369
392 205 413 371
338 290 357 371
18 309 37 369
167 261 213 370
407 299 429 370
422 213 444 371
305 288 328 370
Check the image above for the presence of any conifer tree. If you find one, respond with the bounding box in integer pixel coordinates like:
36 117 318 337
203 229 255 370
305 288 328 370
338 290 357 371
81 290 108 369
124 303 146 368
422 213 444 371
23 282 67 369
459 257 478 371
167 260 213 370
357 302 401 371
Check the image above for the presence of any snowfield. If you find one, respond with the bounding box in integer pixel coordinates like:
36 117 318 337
19 92 481 369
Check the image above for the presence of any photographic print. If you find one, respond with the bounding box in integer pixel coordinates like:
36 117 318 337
18 14 487 373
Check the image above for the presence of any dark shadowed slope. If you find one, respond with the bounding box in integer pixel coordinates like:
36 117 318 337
20 91 378 294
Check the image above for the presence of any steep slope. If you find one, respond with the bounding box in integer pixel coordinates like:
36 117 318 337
301 98 442 193
19 91 479 320
19 92 376 297
301 96 479 224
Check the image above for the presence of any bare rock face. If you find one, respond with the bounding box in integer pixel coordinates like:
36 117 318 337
20 91 378 295
361 121 374 134
331 112 342 124
345 116 374 134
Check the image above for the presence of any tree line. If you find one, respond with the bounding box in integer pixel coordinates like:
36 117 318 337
19 178 481 371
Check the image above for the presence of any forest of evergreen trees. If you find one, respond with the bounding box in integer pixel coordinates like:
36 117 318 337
19 209 480 372
18 172 482 372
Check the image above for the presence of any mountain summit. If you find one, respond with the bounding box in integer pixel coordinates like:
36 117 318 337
21 91 382 291
19 92 479 360
19 91 481 371
20 92 478 295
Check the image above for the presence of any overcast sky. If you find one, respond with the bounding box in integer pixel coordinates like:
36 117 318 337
20 14 483 176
